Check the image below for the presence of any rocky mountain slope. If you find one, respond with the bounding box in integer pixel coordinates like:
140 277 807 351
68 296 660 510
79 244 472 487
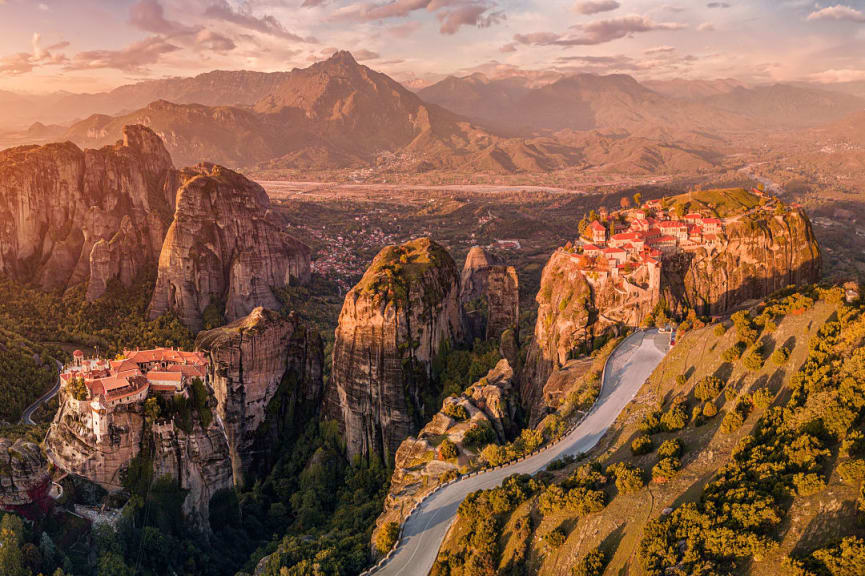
435 289 856 576
0 125 178 299
59 53 721 175
327 238 464 460
148 163 310 331
195 307 324 486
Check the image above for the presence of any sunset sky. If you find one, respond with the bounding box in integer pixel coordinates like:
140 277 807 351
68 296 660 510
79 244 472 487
2 0 865 93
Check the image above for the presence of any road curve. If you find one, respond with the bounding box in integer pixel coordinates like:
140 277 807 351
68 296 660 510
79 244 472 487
372 329 669 576
21 360 62 426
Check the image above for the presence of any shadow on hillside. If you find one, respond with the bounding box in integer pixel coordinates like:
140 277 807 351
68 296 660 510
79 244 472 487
791 500 860 555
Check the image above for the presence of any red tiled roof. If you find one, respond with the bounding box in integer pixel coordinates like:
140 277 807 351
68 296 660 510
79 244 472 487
146 371 183 383
582 243 600 251
702 218 722 225
603 247 626 254
588 220 606 232
658 220 687 229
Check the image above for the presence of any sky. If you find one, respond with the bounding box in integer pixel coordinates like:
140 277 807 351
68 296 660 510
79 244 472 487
2 0 865 93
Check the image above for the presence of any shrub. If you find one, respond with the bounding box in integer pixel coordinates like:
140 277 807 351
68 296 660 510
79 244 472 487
839 459 865 486
544 527 567 549
547 454 578 471
439 438 458 460
480 443 509 466
443 402 469 421
793 472 826 496
743 346 764 371
607 462 644 494
572 549 607 576
375 522 399 554
463 422 496 448
702 401 718 418
722 341 746 362
676 374 687 387
842 430 865 457
752 388 773 410
694 376 724 402
631 435 653 455
713 323 727 337
639 411 662 434
720 406 745 434
660 399 688 432
651 457 681 483
657 439 683 460
771 346 790 366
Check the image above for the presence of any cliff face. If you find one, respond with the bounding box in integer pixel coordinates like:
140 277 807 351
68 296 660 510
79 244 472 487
148 164 311 331
328 238 463 460
0 125 178 299
375 359 517 529
43 397 230 529
520 207 821 424
152 422 233 531
459 246 520 343
195 307 324 486
662 209 822 315
0 439 51 511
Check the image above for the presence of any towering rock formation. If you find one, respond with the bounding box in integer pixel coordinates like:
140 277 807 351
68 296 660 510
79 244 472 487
148 163 311 331
328 238 463 460
459 246 520 343
521 203 821 424
195 307 324 486
661 209 821 316
0 125 178 299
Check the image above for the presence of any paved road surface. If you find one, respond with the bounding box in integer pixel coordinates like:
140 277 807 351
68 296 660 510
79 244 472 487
21 360 62 426
373 329 669 576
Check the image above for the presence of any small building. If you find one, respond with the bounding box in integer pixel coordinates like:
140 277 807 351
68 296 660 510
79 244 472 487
582 243 602 258
702 218 722 234
602 246 627 266
588 220 607 244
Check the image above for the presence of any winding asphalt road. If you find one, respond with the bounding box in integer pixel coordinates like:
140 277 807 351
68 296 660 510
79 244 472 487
21 360 62 426
373 329 669 576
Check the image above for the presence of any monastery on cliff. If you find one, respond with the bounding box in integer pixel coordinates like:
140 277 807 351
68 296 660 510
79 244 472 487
60 348 208 443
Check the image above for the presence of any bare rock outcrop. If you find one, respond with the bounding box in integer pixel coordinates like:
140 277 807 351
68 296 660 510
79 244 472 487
0 439 51 512
148 164 311 331
195 307 324 486
459 246 520 343
327 238 463 460
374 359 517 533
0 125 178 299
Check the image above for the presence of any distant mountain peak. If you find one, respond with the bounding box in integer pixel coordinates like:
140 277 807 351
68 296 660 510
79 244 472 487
324 50 359 67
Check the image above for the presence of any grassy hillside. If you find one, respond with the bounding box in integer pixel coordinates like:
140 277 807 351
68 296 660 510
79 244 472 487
433 285 865 575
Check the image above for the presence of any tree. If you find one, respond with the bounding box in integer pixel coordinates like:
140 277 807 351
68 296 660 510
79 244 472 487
633 192 642 206
607 462 644 494
771 346 790 365
651 457 681 483
375 522 400 554
620 196 632 209
657 439 683 460
0 514 30 576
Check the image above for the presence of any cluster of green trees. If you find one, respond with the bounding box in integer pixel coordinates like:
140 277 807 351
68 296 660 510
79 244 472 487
0 275 192 360
638 293 865 576
538 462 607 517
0 326 58 421
785 536 865 576
432 474 539 576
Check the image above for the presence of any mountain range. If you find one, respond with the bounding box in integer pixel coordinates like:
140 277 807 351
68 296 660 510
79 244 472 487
2 51 864 175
